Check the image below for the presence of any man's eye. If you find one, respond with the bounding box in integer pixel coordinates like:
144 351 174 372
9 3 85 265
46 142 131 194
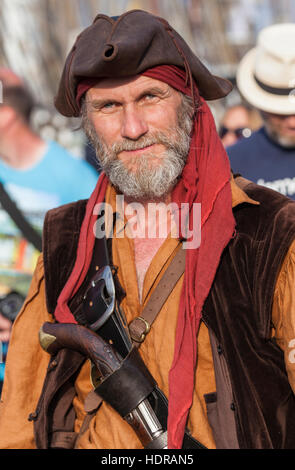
102 102 116 111
140 93 161 105
91 102 117 113
144 94 157 100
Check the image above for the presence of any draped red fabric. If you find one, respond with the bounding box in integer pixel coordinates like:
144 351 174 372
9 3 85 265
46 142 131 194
54 173 108 323
56 66 236 449
76 78 100 108
142 66 235 448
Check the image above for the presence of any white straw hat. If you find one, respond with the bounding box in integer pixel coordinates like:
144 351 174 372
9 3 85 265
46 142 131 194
236 23 295 115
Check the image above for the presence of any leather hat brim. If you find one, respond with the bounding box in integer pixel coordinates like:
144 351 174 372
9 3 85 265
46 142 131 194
54 10 233 117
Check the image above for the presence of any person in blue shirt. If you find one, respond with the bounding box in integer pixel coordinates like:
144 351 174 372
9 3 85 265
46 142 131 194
0 69 98 392
227 24 295 200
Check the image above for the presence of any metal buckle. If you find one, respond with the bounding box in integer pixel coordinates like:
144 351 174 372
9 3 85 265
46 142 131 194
129 316 151 343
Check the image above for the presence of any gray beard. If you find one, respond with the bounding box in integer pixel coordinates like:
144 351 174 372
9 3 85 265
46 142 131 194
264 122 295 149
83 99 193 201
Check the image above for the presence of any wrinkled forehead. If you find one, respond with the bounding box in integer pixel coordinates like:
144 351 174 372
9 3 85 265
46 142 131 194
85 74 176 102
88 74 140 90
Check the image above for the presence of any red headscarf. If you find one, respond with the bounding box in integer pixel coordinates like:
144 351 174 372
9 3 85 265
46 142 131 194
54 65 235 449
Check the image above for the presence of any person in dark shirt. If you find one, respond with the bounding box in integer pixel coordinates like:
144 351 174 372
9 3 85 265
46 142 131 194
227 24 295 200
219 104 262 148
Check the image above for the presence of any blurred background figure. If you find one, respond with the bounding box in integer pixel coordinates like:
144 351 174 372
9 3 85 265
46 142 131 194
227 23 295 199
84 139 101 174
0 69 98 393
219 103 262 147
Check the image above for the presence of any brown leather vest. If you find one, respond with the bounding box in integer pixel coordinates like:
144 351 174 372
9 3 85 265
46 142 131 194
32 180 295 449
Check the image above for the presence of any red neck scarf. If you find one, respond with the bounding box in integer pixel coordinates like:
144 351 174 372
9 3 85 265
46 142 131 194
55 66 235 449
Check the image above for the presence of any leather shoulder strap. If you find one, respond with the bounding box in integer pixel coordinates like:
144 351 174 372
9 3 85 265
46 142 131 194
0 180 42 251
129 246 186 345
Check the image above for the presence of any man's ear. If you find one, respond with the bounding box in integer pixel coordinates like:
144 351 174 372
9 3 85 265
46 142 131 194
0 105 18 129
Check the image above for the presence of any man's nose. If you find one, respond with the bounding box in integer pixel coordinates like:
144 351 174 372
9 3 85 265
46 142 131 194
121 105 148 140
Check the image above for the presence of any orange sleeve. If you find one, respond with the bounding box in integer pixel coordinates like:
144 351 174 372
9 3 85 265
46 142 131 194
0 255 53 448
272 239 295 394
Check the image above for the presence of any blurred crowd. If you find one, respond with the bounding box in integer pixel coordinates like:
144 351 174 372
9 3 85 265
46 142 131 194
223 23 295 200
0 68 98 393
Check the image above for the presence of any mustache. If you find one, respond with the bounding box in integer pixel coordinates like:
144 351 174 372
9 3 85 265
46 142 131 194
108 129 187 156
81 105 193 200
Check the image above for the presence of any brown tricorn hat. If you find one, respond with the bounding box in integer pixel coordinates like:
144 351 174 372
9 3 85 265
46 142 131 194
55 9 233 117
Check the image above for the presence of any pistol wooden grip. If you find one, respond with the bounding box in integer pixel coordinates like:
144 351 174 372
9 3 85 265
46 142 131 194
39 322 122 377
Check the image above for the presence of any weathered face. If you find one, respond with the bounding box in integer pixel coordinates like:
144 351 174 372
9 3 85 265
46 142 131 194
263 111 295 148
82 75 193 200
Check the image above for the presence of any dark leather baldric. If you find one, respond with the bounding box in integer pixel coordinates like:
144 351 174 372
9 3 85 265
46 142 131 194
96 346 156 418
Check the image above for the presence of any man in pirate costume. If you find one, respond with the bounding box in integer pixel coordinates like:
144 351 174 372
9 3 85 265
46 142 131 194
0 10 295 449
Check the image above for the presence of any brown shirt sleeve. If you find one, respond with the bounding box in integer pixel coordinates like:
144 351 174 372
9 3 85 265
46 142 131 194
272 239 295 394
